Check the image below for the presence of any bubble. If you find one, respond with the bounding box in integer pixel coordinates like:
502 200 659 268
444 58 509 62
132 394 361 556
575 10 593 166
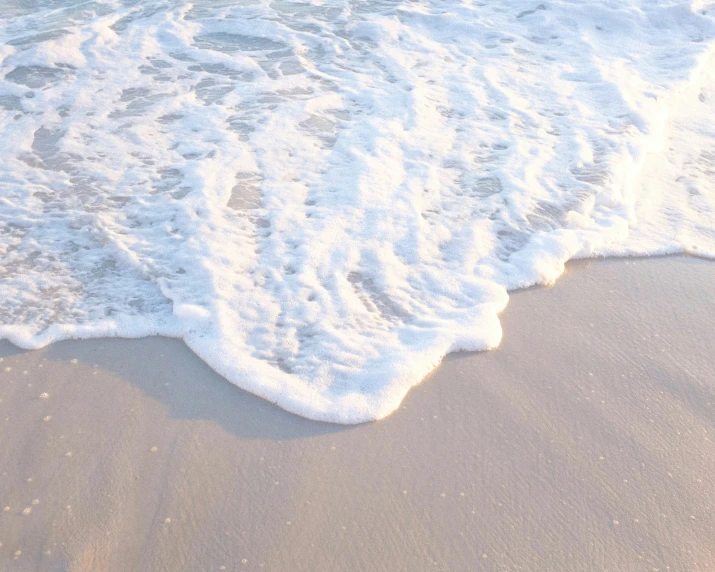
150 446 158 452
22 507 32 515
39 393 49 399
44 416 51 421
70 359 78 364
31 499 39 505
3 506 10 511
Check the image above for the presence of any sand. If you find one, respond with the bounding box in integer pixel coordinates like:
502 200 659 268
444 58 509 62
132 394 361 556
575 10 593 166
1 255 714 571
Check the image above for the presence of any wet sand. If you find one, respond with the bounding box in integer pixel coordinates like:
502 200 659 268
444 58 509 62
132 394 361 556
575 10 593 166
1 255 714 571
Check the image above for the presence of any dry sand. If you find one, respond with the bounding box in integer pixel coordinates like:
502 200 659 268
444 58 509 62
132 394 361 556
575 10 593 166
1 255 714 571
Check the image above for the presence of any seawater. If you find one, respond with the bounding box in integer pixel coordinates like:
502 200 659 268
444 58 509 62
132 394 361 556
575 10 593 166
1 0 714 422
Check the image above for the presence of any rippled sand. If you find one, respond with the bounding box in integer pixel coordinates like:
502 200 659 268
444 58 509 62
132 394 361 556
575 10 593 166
1 256 714 571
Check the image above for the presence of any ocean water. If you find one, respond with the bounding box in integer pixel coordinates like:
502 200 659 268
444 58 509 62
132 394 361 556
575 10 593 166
1 0 714 423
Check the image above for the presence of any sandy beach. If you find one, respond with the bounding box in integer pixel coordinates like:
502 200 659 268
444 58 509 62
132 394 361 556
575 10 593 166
1 255 714 571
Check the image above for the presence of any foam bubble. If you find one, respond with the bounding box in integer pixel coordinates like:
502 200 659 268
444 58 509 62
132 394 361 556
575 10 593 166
0 0 714 423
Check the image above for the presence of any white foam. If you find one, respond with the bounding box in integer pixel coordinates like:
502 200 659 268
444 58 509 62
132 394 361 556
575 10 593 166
1 0 714 423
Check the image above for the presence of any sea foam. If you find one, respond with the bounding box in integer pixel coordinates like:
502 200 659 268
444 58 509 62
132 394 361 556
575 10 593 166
1 0 714 422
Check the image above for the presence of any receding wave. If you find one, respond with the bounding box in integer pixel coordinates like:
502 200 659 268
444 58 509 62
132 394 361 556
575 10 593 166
1 0 714 422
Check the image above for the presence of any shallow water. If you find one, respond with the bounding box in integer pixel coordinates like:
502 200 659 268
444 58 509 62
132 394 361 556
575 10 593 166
1 0 714 422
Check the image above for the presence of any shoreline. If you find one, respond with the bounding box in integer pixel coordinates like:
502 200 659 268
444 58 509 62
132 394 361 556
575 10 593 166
1 255 714 570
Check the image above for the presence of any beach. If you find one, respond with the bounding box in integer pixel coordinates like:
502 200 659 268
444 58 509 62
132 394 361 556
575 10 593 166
1 255 714 571
2 1 715 570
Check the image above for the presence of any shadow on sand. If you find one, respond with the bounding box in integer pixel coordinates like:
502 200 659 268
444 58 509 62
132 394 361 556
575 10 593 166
0 337 351 441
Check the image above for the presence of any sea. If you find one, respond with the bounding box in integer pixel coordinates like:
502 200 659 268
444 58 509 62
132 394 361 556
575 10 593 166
1 0 714 422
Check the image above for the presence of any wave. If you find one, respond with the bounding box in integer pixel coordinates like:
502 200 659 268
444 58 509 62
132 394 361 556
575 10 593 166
1 0 714 422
